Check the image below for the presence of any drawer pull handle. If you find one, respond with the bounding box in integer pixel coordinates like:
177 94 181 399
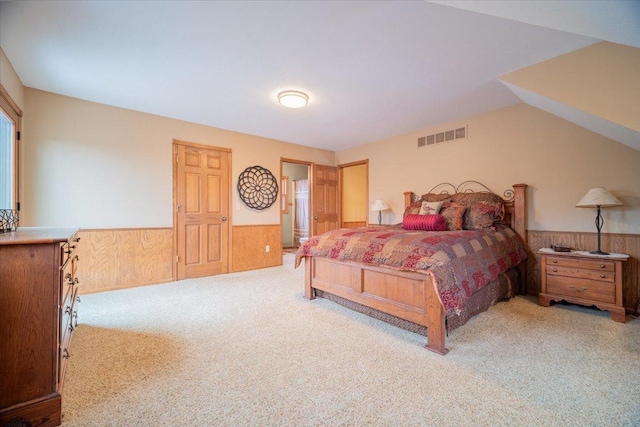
600 274 606 279
552 260 558 263
553 268 557 272
600 264 605 269
74 237 81 243
63 349 70 359
569 285 587 293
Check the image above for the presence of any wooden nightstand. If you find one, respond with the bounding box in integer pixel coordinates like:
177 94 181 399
538 248 628 322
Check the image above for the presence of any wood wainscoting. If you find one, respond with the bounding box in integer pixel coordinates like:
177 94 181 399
77 228 173 293
527 230 640 313
342 221 367 229
231 224 283 272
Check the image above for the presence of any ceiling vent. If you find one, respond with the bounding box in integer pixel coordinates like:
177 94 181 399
418 126 467 147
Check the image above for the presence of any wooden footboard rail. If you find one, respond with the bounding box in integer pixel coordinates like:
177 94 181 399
304 257 449 355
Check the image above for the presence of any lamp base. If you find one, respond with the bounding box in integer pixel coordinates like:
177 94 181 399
589 250 609 256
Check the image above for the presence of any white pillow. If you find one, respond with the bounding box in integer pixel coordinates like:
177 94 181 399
418 200 443 215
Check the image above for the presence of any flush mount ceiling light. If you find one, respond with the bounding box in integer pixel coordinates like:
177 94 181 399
277 90 309 108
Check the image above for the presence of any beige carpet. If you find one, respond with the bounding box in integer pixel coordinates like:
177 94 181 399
62 254 640 426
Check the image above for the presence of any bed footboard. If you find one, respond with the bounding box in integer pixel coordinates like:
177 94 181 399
304 256 448 355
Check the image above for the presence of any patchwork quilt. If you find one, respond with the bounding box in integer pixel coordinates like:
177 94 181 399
295 224 527 316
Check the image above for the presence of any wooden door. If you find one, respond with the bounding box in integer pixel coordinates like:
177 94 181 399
174 142 230 280
311 164 339 236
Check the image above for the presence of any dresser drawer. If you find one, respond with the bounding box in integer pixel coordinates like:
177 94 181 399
546 256 614 272
61 236 80 267
59 288 78 385
545 265 615 283
547 275 615 304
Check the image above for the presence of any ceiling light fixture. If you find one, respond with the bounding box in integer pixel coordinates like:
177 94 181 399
278 90 309 108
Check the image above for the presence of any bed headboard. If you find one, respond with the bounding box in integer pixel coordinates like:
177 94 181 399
403 182 528 245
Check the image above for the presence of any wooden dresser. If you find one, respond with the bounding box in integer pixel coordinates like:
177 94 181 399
0 227 80 427
538 248 628 322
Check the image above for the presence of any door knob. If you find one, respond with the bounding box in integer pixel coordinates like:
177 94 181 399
314 216 318 220
222 217 227 221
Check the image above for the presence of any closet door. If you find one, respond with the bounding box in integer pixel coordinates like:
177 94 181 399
174 142 230 279
311 164 339 236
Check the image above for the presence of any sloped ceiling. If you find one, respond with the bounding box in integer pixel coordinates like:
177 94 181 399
440 1 640 152
0 1 638 151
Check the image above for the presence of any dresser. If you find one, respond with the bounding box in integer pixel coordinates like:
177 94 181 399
0 227 80 427
538 248 628 322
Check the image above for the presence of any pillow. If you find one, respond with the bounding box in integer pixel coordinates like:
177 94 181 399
404 193 451 219
464 201 503 230
420 193 452 203
402 214 447 231
403 201 422 219
451 192 505 221
440 202 466 231
418 200 443 216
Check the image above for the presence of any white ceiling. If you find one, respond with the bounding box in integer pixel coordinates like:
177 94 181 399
0 1 636 151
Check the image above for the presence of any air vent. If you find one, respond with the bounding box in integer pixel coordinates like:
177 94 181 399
417 126 467 148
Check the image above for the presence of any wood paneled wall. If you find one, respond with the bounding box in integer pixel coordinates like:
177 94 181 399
231 225 283 272
343 221 367 229
77 228 173 294
527 230 640 313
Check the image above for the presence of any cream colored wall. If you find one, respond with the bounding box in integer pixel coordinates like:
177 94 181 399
0 47 24 110
22 88 334 228
336 103 640 234
342 163 367 222
500 42 640 132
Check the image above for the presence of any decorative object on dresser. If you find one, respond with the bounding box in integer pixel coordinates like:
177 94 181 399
575 187 623 255
370 199 390 225
538 248 628 322
0 227 81 427
0 209 19 232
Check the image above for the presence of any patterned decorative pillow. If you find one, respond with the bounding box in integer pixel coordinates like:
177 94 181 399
420 193 452 203
418 201 443 215
440 202 466 231
451 192 505 221
464 201 503 230
403 201 422 218
402 214 447 231
404 193 451 219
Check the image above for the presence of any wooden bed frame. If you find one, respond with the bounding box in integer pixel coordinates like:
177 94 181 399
303 183 528 355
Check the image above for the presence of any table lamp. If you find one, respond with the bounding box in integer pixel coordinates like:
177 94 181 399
371 199 390 225
575 187 622 255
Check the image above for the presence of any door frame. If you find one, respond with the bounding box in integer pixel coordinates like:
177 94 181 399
280 158 311 248
339 159 369 228
172 139 232 280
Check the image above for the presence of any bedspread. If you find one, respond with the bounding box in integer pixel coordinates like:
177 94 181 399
295 224 527 315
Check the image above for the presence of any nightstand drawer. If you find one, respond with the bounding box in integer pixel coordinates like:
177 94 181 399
546 256 614 272
545 265 615 283
547 276 615 304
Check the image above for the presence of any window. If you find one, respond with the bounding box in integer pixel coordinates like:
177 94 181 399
0 85 22 211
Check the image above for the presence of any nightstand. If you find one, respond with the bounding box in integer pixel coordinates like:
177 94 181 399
538 248 628 322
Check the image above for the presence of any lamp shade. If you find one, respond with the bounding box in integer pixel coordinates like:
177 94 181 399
370 199 390 211
575 187 623 208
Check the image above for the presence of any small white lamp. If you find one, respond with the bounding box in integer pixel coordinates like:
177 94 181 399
575 187 623 255
371 199 390 225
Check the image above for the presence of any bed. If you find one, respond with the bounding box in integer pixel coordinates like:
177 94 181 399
295 182 528 355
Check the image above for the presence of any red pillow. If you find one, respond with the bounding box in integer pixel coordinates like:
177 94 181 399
402 214 447 231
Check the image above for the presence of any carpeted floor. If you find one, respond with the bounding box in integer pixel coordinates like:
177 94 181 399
62 254 640 426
